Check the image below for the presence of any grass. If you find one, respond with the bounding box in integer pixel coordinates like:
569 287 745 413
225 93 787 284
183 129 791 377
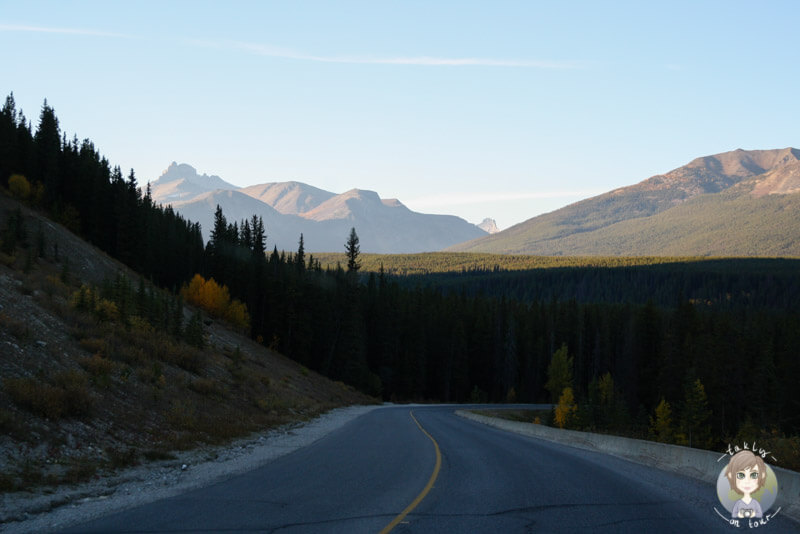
0 194 376 495
4 371 93 420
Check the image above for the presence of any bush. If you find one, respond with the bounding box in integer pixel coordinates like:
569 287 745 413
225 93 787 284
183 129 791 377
8 174 30 200
4 370 92 419
0 312 30 340
166 344 205 374
554 387 577 429
79 353 114 377
189 378 223 397
79 337 108 355
181 274 250 331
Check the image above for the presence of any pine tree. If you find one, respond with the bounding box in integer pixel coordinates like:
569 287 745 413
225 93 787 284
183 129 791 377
345 227 361 273
33 99 61 205
0 93 19 186
296 233 306 274
251 215 265 257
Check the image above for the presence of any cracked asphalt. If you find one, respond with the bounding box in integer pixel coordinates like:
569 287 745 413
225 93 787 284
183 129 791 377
58 405 799 533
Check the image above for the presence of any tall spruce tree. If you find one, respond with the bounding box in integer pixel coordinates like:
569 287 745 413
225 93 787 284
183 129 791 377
33 100 61 205
345 227 360 273
296 233 306 274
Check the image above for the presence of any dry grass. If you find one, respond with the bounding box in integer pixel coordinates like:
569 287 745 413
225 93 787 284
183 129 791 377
0 192 377 495
4 370 93 420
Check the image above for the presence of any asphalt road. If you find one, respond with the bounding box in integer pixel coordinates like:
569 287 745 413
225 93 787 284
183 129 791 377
60 405 798 533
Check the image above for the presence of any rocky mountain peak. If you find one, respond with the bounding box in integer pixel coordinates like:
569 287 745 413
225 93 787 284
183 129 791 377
478 218 499 234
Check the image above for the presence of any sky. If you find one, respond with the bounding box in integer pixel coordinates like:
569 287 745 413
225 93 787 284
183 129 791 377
2 1 799 230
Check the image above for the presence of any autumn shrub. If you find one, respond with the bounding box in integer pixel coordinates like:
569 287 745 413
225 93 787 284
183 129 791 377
43 274 69 299
0 312 30 340
649 398 675 444
71 285 119 322
79 337 107 355
4 377 62 419
198 414 251 443
116 344 148 366
189 377 223 397
181 274 250 331
8 174 31 200
554 387 577 429
165 344 205 374
79 353 114 377
4 370 92 419
52 369 93 417
167 400 198 431
138 362 166 387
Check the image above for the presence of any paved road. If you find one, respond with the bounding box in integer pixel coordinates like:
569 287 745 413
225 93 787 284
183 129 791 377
61 405 798 533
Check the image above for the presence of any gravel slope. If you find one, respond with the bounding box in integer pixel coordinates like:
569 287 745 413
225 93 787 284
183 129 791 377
1 405 382 534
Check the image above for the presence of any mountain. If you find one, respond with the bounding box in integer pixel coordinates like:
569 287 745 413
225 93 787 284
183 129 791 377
448 148 800 256
150 165 487 253
150 162 238 202
478 218 500 234
239 182 335 215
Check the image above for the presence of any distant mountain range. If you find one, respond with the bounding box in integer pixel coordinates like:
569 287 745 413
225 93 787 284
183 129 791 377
150 163 487 253
449 148 800 256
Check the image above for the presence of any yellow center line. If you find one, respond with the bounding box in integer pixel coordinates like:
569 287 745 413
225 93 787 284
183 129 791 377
379 409 442 534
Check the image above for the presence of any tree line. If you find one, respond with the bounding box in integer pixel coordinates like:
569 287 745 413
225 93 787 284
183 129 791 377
3 94 799 449
0 93 204 291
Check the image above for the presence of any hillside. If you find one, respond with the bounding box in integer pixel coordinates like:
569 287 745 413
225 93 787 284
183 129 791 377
0 192 373 498
449 148 800 256
150 164 487 253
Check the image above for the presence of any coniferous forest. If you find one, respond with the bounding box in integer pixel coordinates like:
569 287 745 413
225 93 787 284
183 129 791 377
2 94 800 454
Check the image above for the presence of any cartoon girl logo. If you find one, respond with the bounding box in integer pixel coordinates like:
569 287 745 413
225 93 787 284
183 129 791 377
726 450 767 518
716 449 779 524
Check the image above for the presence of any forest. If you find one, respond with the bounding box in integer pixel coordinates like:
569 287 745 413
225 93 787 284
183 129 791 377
2 93 799 458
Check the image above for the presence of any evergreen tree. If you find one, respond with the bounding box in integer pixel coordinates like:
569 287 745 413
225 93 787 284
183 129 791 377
296 233 306 274
0 93 19 186
251 214 265 256
345 227 361 273
33 100 61 205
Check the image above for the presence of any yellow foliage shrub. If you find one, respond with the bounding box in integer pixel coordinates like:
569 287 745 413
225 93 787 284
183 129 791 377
554 387 577 429
8 174 31 200
181 274 250 331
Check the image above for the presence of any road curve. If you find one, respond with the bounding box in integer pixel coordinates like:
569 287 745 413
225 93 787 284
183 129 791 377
60 405 799 533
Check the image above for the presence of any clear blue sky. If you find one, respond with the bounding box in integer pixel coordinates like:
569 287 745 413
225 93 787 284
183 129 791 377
2 1 799 229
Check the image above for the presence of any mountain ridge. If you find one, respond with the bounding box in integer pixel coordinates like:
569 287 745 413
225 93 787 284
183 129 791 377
448 147 800 256
150 165 487 253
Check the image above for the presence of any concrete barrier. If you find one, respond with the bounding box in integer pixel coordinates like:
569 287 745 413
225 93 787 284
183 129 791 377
457 410 800 524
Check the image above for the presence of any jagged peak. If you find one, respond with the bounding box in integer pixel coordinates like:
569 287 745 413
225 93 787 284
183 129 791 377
478 218 500 234
152 162 237 189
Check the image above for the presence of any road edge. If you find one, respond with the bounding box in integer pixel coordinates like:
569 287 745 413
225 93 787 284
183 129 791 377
456 410 800 524
1 405 384 534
